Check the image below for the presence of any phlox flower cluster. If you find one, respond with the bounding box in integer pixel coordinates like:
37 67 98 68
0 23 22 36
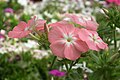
48 14 108 60
8 14 108 61
8 16 46 38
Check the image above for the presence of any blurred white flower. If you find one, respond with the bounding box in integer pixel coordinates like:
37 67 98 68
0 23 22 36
7 45 17 52
63 61 93 73
32 50 49 59
44 11 53 18
116 27 120 33
23 40 39 49
18 0 29 7
85 1 91 6
51 19 57 23
0 29 6 35
82 7 93 15
0 47 7 54
79 61 93 73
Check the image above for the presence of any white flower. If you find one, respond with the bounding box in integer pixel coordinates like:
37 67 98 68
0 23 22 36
79 61 93 73
0 47 7 54
18 0 29 7
0 29 6 35
63 61 93 73
23 40 39 49
32 50 49 59
82 7 93 15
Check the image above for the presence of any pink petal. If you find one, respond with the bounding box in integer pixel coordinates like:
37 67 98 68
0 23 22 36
50 40 65 58
48 26 65 43
48 22 76 43
35 19 46 30
14 21 28 31
49 21 75 34
27 16 36 26
65 14 79 23
86 40 99 51
8 31 30 38
65 14 98 31
64 44 80 60
107 0 115 3
78 29 90 41
97 41 108 50
115 0 120 5
60 22 75 35
74 40 89 53
36 27 44 31
85 20 98 31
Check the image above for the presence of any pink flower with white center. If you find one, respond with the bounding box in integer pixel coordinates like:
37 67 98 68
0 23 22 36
48 21 89 60
8 16 46 38
78 28 108 51
64 14 99 31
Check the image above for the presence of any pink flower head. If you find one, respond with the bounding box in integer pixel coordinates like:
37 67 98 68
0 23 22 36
28 16 46 31
106 0 120 5
8 16 46 38
64 14 99 31
107 0 115 2
78 28 108 51
4 8 14 13
48 21 89 60
49 70 66 77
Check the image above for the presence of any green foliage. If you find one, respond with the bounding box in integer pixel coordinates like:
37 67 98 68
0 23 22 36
0 1 22 31
88 51 120 80
0 52 49 80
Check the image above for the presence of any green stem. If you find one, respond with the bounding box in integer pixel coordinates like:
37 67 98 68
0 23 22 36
113 25 117 52
29 33 40 41
64 60 68 71
54 76 59 80
67 61 74 75
73 58 80 65
49 56 57 70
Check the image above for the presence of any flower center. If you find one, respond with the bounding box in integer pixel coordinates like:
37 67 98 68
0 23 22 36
89 33 102 44
67 37 73 42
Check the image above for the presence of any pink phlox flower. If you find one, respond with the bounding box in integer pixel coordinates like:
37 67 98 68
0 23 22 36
8 21 31 38
28 16 46 31
107 0 115 2
49 70 66 77
48 20 72 28
8 16 46 38
4 8 14 13
78 28 108 51
64 14 99 31
106 0 120 5
48 21 89 60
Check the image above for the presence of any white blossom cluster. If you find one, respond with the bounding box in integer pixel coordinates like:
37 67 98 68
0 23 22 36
16 0 107 16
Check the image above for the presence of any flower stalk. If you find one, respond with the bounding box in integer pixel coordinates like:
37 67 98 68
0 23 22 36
49 56 57 70
113 24 117 52
66 61 74 75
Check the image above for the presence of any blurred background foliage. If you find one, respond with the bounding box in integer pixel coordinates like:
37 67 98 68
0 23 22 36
0 0 120 80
